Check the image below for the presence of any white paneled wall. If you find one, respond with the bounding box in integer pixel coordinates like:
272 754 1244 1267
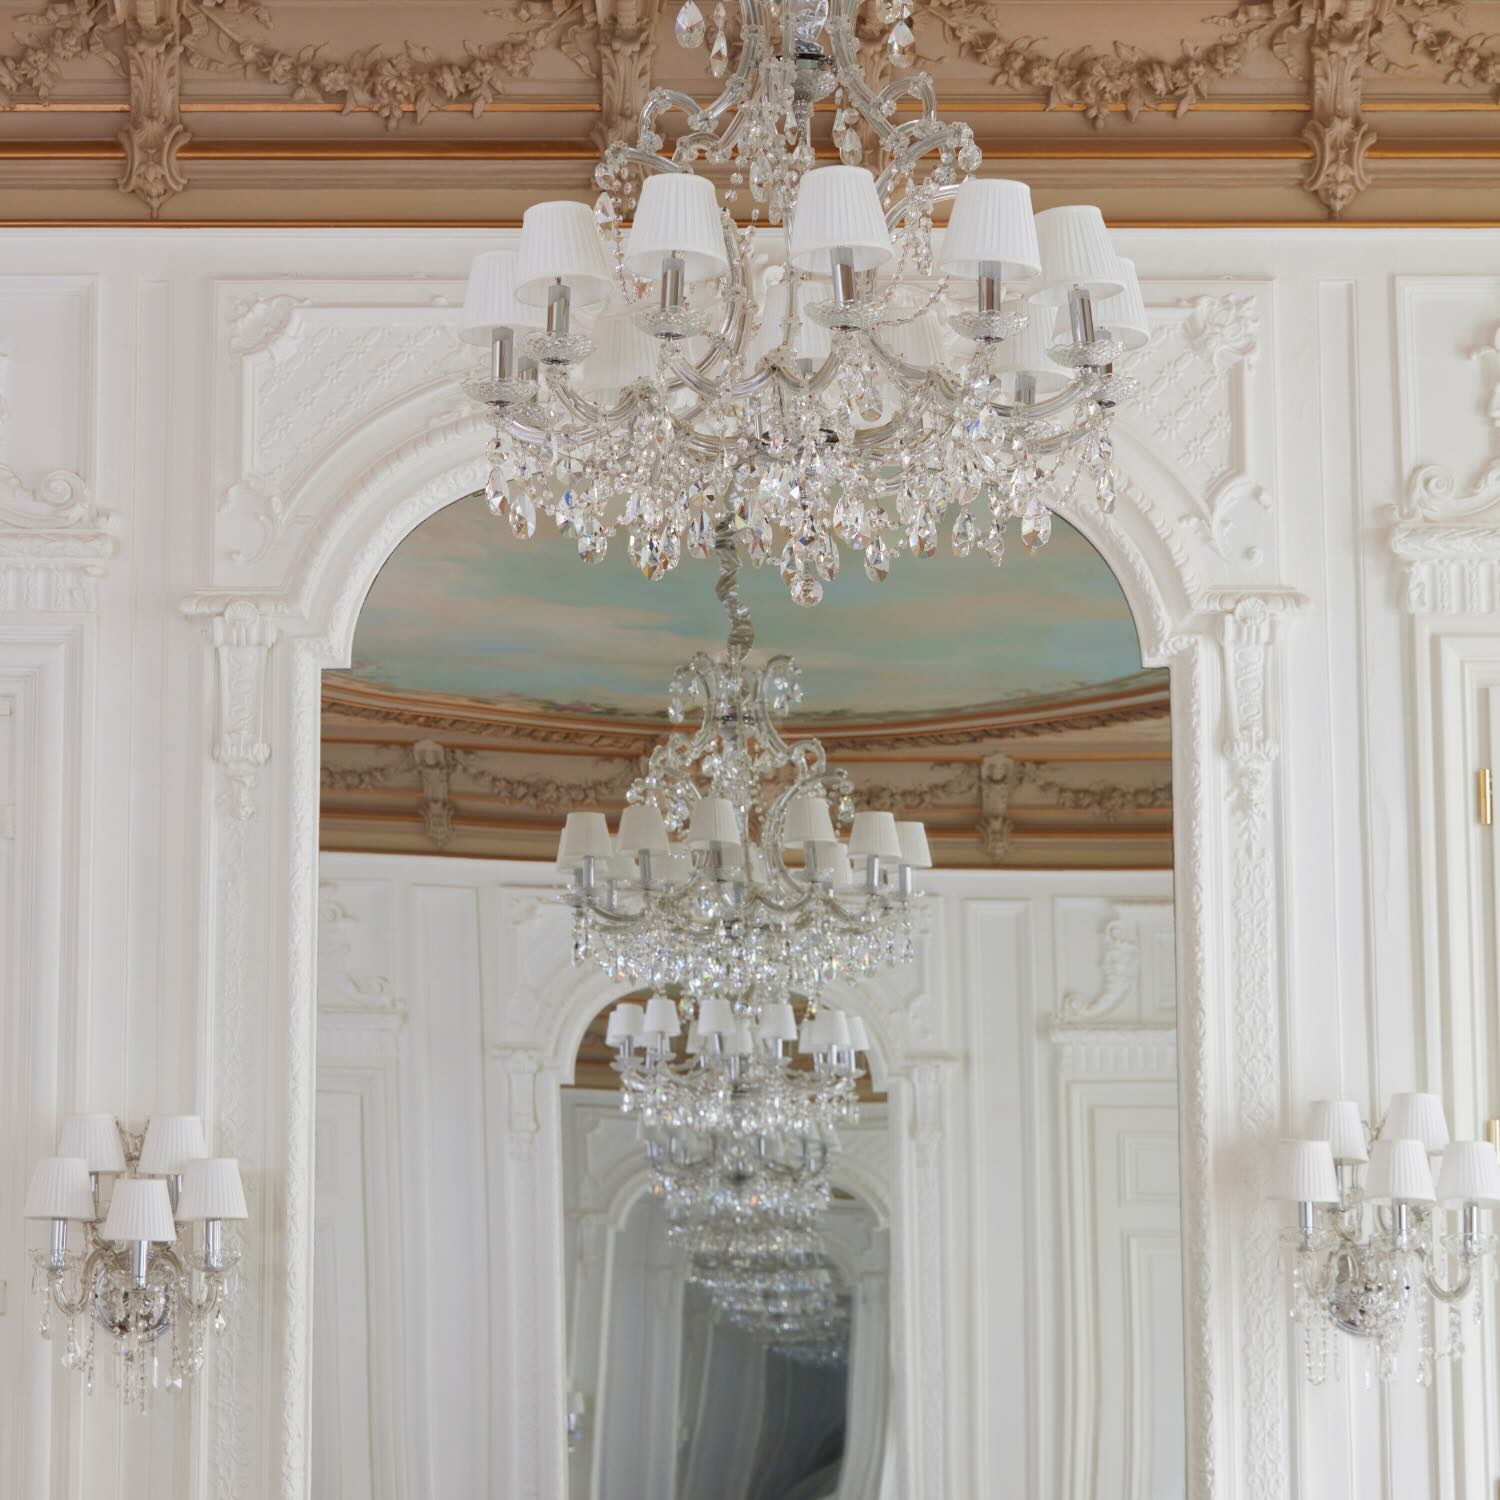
5 227 1500 1500
311 853 1177 1498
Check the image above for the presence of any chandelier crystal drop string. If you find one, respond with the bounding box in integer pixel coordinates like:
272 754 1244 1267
556 528 928 1351
459 0 1144 604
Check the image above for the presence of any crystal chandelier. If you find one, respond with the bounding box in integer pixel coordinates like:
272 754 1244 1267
458 0 1144 603
1272 1093 1500 1385
24 1113 247 1408
556 532 923 1340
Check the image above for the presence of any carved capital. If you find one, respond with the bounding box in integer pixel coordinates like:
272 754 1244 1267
593 0 661 145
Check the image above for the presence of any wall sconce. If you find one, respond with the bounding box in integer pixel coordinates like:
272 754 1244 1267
25 1113 247 1410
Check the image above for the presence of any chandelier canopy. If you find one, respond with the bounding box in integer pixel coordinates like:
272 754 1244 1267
459 0 1141 603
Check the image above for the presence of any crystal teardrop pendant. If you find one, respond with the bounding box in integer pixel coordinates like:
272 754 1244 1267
864 536 890 581
676 0 705 48
887 19 915 66
509 491 537 540
709 25 728 76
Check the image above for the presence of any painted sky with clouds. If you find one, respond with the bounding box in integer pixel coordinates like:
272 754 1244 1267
335 495 1158 719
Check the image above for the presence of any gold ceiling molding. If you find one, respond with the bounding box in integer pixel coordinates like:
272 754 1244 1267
0 0 1497 218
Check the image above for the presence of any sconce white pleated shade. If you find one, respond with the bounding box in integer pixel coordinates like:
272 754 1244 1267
557 811 613 867
1306 1100 1368 1164
625 172 729 282
515 201 614 309
847 810 902 860
576 304 660 398
788 166 895 273
1267 1139 1339 1204
1031 206 1125 306
460 250 537 345
684 1021 704 1055
820 843 853 889
881 306 948 369
655 851 694 886
175 1158 248 1222
1093 259 1150 351
1384 1092 1450 1154
642 995 682 1038
760 1001 798 1042
895 821 933 869
25 1157 96 1220
686 796 741 847
730 1021 754 1056
782 795 837 845
605 852 638 883
101 1177 177 1243
937 178 1042 282
616 804 671 855
57 1114 126 1175
744 277 833 368
606 1003 645 1046
826 1009 851 1048
991 304 1069 396
846 1014 871 1054
1365 1138 1436 1203
1436 1140 1500 1206
698 998 735 1036
137 1114 209 1176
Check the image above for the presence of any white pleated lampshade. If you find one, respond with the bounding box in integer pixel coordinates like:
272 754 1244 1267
1365 1138 1436 1203
938 178 1042 282
846 1014 871 1054
460 250 538 345
625 172 729 282
1093 258 1150 351
698 997 735 1036
1306 1100 1368 1164
515 200 614 309
25 1157 97 1220
175 1158 248 1222
101 1177 176 1243
137 1114 209 1176
730 1020 754 1056
788 166 895 273
782 795 837 845
557 811 613 867
575 303 660 397
1031 205 1125 306
988 303 1069 396
616 804 670 856
1436 1140 1500 1206
643 995 682 1038
817 842 853 889
686 796 741 847
826 1009 851 1047
895 821 933 869
606 1002 645 1046
881 306 948 369
655 851 694 886
1384 1092 1450 1154
847 810 902 860
797 1016 816 1054
1266 1139 1339 1204
744 277 833 368
58 1113 126 1175
684 1021 704 1056
760 1001 798 1042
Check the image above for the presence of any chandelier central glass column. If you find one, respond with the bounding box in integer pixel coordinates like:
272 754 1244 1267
459 0 1144 603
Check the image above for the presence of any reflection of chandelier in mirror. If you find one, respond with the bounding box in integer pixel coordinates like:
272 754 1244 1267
1272 1093 1500 1385
458 0 1143 603
25 1114 247 1409
556 537 922 1346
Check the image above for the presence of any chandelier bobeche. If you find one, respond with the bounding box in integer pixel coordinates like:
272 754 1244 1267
459 0 1143 603
1272 1094 1500 1385
557 535 924 1353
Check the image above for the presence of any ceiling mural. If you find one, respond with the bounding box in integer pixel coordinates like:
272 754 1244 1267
334 493 1157 724
0 0 1497 222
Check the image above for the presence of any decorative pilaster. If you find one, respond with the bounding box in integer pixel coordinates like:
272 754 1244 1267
1301 1 1375 218
117 6 190 218
209 600 278 822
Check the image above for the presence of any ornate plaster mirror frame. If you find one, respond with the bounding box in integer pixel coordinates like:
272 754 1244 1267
181 264 1303 1500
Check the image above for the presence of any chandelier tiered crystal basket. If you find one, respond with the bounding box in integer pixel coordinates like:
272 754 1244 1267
557 534 922 1351
458 0 1144 603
